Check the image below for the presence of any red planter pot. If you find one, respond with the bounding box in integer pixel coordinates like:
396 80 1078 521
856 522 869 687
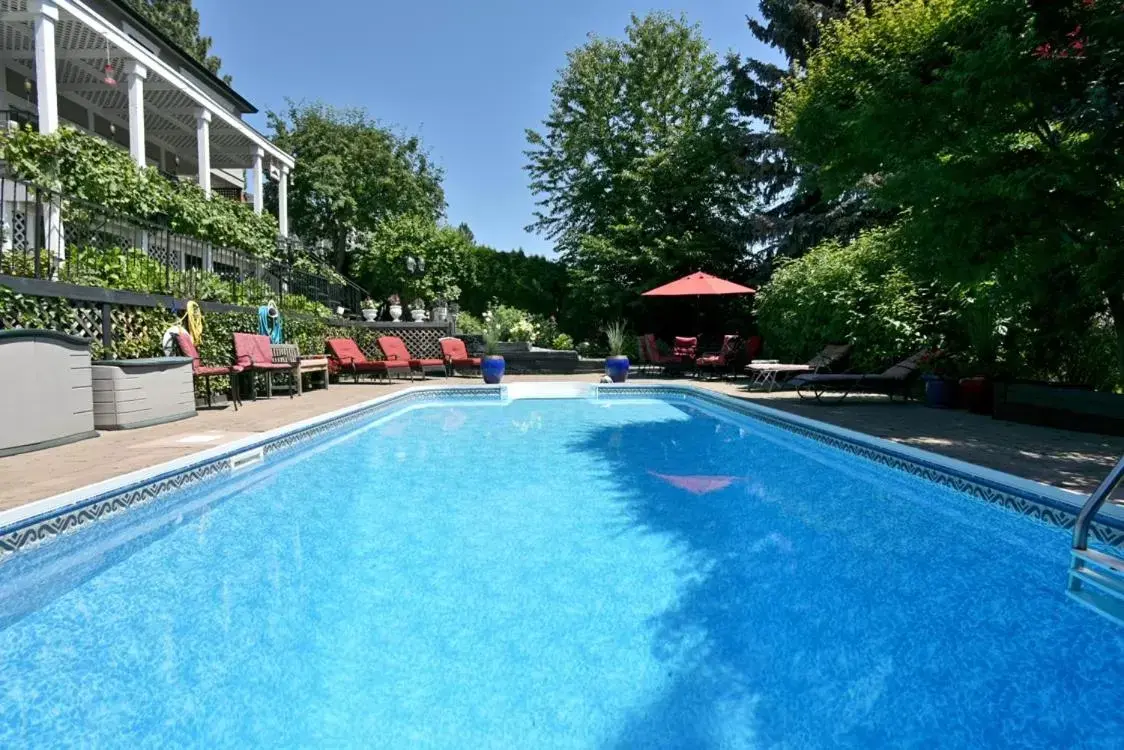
958 377 993 415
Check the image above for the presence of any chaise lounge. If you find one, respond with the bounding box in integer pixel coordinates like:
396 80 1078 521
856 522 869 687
439 337 481 377
790 349 928 402
327 338 410 383
378 336 446 379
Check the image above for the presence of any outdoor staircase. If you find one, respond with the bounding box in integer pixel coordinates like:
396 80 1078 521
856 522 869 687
1067 455 1124 626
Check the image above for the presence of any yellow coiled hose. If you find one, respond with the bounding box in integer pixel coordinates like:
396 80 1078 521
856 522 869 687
181 300 204 344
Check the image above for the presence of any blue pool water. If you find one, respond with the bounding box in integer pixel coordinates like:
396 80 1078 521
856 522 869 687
2 396 1124 748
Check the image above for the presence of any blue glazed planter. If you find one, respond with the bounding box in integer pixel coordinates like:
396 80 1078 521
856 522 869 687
482 355 505 384
605 355 630 383
923 374 957 408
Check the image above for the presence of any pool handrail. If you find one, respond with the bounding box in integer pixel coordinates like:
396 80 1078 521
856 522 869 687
1073 454 1124 549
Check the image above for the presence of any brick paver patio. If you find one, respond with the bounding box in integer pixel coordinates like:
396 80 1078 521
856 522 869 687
1 374 1119 511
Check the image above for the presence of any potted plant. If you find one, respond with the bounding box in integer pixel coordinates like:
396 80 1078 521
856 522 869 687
410 298 427 322
603 320 630 383
481 310 505 384
431 297 449 323
387 294 403 322
360 298 378 322
918 350 960 408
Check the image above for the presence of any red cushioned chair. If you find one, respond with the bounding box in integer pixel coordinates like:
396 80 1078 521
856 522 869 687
639 334 689 376
175 331 242 410
232 332 295 400
439 337 481 377
378 336 446 379
326 338 409 383
696 335 742 380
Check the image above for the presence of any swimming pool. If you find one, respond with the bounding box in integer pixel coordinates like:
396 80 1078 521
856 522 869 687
2 387 1123 748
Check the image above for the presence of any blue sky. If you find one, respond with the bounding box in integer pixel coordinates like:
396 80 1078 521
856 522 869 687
195 0 778 256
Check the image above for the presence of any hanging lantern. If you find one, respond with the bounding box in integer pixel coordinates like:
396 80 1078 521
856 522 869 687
101 41 116 85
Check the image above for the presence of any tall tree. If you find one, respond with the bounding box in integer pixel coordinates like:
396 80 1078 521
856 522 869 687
727 0 878 266
266 101 446 276
525 13 751 331
123 0 229 83
778 0 1124 380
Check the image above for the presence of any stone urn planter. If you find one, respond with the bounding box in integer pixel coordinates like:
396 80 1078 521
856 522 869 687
361 308 378 322
482 355 506 384
410 308 426 322
388 304 403 322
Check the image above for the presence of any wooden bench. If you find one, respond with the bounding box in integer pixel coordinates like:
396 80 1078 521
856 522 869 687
271 344 330 395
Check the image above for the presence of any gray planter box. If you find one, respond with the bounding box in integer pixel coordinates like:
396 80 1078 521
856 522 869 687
91 357 196 430
0 329 96 456
993 381 1124 436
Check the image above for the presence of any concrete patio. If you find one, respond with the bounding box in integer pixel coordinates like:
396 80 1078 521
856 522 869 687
1 373 1120 511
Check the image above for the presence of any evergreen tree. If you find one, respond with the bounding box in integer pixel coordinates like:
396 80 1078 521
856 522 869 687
124 0 229 84
728 0 878 266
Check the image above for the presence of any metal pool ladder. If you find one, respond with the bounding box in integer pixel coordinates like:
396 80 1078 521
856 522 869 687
1068 455 1124 625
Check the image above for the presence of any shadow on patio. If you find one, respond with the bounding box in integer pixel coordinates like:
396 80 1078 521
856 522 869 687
699 386 1124 495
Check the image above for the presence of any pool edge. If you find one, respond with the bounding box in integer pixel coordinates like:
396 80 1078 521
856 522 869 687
2 382 1119 560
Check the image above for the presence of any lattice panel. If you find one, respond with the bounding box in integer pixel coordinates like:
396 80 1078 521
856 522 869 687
147 242 181 271
10 210 27 251
365 326 446 359
0 294 100 341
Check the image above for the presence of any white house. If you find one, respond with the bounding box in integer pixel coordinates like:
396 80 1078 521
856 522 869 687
0 0 292 236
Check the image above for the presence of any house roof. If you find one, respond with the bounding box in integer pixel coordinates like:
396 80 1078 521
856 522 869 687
105 0 258 115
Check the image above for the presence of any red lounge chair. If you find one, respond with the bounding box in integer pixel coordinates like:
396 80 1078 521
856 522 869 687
326 338 409 382
696 335 742 379
439 337 481 376
639 334 690 375
175 331 241 410
673 336 698 360
378 336 445 379
232 333 295 400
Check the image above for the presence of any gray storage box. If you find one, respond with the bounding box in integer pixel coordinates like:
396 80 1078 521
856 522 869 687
0 329 96 456
91 357 196 430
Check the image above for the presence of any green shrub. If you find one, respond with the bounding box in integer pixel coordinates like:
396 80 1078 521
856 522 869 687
454 311 486 334
756 228 944 371
551 333 575 351
280 294 334 319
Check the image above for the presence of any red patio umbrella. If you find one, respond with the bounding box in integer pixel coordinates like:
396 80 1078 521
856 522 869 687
642 271 756 297
642 272 756 335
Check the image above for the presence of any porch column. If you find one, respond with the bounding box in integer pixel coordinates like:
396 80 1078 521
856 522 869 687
123 61 147 167
30 0 58 134
251 146 264 215
278 165 289 236
195 107 211 196
30 1 61 272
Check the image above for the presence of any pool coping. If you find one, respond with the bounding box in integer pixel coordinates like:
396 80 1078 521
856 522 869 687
1 382 1120 560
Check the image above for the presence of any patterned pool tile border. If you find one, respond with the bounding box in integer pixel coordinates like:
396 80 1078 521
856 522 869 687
598 384 1124 547
1 382 1118 561
0 386 502 560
